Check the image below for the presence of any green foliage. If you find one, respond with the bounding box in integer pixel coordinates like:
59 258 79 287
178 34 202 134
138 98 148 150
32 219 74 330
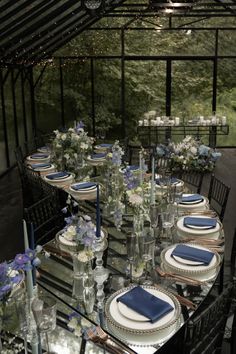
32 17 236 145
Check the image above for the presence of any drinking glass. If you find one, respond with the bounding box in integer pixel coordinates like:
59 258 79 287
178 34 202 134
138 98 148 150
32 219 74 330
139 235 155 285
161 209 175 248
126 232 137 282
32 295 57 354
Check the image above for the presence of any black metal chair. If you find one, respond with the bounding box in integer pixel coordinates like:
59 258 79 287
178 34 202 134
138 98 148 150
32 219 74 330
183 282 233 354
174 170 204 194
208 174 231 222
126 144 153 171
24 194 65 245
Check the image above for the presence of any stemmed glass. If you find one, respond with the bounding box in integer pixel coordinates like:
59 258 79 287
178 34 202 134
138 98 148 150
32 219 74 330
32 295 57 354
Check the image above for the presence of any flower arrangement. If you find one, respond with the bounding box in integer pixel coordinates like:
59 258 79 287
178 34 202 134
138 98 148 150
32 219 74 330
156 136 221 172
51 121 94 172
0 247 42 302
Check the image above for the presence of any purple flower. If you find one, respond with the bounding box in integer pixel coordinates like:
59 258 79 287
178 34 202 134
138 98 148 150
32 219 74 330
0 262 8 282
11 274 22 284
32 257 41 267
0 284 12 298
61 207 68 214
12 253 31 270
25 248 36 260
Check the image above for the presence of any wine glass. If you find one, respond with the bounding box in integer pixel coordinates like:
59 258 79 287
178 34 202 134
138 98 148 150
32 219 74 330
149 204 160 235
32 295 57 354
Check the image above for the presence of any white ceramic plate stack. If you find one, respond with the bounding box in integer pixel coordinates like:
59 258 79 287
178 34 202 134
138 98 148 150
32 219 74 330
105 285 181 347
87 153 107 166
37 146 51 154
177 194 208 212
30 162 56 176
26 153 51 165
94 143 113 153
56 228 106 252
176 215 222 240
43 171 74 188
160 243 221 281
69 181 97 200
155 178 184 195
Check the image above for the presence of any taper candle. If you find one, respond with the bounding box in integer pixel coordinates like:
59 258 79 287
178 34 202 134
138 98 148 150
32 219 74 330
96 184 101 237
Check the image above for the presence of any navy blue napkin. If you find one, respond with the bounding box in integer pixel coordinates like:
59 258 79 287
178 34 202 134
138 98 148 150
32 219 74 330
156 177 178 185
71 182 97 191
184 217 217 229
129 165 140 171
171 244 214 265
31 163 51 169
116 286 174 323
180 194 203 204
30 153 49 159
46 172 70 180
91 153 107 159
99 143 112 148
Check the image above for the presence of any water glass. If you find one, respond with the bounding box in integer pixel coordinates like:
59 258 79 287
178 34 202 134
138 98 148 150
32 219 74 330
149 204 160 229
32 295 57 354
139 235 155 284
161 211 175 229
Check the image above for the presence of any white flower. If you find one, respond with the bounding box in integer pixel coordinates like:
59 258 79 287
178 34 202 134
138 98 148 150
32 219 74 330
53 130 59 134
190 146 197 155
80 142 88 150
129 193 143 206
74 153 78 158
61 134 67 141
64 153 70 160
63 225 76 240
77 128 84 134
68 128 74 132
56 143 61 148
77 250 93 262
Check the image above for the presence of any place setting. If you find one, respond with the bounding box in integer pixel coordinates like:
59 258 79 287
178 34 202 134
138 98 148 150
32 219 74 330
176 214 222 240
87 152 107 166
104 284 182 347
160 243 221 282
43 171 74 188
177 193 209 212
26 152 51 164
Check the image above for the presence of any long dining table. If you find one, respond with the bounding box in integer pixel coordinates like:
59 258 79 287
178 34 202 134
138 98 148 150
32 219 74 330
35 186 224 354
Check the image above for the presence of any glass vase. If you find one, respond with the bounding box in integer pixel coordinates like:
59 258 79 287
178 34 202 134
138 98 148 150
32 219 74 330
83 275 95 315
72 252 93 301
133 210 144 235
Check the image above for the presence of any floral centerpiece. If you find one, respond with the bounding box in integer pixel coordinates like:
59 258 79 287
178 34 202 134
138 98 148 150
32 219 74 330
51 121 94 175
156 136 221 173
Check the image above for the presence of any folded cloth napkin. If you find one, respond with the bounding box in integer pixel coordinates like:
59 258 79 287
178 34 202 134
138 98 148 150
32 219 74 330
30 153 49 159
171 244 214 265
116 286 174 323
183 216 217 229
46 172 70 180
71 182 97 191
91 153 107 159
180 194 203 204
156 177 178 185
98 143 112 148
129 165 140 171
31 163 51 169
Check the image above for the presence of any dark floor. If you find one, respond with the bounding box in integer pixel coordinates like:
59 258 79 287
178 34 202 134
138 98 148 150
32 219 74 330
0 148 235 352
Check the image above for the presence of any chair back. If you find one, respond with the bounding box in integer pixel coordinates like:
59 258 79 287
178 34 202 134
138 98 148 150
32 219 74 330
174 170 204 194
184 282 233 354
208 174 231 221
126 144 153 171
24 194 65 245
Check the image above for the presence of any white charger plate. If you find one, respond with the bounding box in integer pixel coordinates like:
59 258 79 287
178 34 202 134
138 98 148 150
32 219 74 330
105 286 179 333
160 244 221 281
176 215 221 236
69 182 97 193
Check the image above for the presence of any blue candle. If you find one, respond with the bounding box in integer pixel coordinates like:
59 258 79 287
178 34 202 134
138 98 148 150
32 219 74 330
96 184 101 237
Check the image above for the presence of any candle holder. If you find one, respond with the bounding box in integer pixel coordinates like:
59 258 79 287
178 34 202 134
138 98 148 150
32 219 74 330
92 234 109 313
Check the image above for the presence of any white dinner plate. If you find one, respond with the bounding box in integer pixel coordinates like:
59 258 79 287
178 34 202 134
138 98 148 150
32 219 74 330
172 255 204 266
117 302 150 322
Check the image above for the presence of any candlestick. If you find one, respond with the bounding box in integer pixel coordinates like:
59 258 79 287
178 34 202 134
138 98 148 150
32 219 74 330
96 184 101 237
23 219 29 250
139 151 143 186
150 154 155 204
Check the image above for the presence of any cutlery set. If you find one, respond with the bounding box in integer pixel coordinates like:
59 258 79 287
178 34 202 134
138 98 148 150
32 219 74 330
155 267 206 286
